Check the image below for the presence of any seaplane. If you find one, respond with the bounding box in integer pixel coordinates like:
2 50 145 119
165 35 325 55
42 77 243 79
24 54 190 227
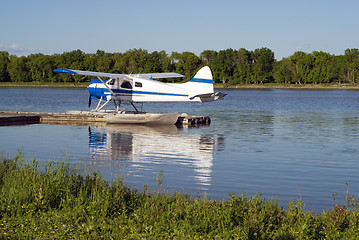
53 66 226 124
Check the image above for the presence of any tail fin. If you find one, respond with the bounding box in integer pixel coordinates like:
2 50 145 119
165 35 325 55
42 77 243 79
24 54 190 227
182 66 214 95
190 66 213 84
178 66 227 102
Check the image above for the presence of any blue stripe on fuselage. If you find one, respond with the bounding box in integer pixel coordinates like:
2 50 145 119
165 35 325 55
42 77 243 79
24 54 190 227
113 89 189 97
132 90 188 97
89 87 189 97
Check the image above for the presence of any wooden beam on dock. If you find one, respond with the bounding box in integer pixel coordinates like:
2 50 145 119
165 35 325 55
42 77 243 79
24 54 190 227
175 115 211 126
0 111 210 127
0 112 41 126
40 112 106 125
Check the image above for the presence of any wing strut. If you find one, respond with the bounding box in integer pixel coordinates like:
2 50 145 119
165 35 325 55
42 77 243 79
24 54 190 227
131 102 139 112
94 76 124 112
97 76 115 95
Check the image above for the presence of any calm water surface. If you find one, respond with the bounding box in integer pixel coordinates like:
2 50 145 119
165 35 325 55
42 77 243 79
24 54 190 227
1 87 359 212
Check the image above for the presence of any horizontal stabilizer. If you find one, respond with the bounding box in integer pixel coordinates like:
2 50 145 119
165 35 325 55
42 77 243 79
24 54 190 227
189 92 227 101
214 92 227 100
189 93 213 100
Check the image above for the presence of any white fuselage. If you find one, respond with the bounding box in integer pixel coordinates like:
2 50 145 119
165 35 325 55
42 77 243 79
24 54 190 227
89 76 215 103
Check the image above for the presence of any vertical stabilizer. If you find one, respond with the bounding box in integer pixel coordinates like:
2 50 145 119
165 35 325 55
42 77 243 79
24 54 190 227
181 66 214 96
191 66 213 84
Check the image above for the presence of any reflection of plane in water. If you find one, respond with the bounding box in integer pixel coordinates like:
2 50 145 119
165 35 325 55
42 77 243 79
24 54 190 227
88 125 223 187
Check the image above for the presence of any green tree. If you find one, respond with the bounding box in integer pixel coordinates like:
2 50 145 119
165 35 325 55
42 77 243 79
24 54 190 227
27 53 55 82
83 53 97 72
8 55 29 82
273 57 295 84
290 51 314 84
171 52 201 80
309 51 334 84
121 49 149 74
144 51 164 73
158 50 174 72
55 49 85 82
200 50 218 68
95 50 114 73
212 49 236 84
232 48 253 84
343 48 359 84
1 48 357 85
332 55 346 84
0 51 10 82
252 48 275 84
112 52 126 73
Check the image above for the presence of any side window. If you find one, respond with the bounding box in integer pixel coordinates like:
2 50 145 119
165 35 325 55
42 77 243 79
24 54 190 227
135 82 142 88
121 81 132 89
107 79 115 85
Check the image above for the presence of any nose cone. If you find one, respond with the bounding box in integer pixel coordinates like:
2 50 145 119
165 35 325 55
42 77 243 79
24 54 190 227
88 79 103 99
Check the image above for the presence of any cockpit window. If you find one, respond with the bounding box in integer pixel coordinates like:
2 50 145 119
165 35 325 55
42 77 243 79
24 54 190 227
135 82 142 88
121 81 132 89
107 79 115 85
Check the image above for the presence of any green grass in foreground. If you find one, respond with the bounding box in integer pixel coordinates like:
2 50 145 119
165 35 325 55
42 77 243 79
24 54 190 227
1 154 359 239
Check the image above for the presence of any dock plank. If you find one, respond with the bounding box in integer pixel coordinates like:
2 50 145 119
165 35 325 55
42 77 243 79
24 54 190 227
0 111 210 126
0 112 41 126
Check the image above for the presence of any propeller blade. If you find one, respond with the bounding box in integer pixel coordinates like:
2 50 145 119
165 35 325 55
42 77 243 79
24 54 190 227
88 95 92 108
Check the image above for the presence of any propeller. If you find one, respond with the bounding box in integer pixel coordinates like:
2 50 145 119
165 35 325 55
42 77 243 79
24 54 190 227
88 95 92 108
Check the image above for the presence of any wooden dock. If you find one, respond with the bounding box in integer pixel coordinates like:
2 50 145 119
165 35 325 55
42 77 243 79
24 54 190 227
175 114 211 126
0 111 210 127
0 112 41 126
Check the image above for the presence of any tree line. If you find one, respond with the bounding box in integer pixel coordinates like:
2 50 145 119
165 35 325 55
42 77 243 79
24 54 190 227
0 48 358 85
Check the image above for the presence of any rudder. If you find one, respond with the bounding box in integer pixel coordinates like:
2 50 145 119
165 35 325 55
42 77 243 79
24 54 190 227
182 66 214 95
189 66 213 84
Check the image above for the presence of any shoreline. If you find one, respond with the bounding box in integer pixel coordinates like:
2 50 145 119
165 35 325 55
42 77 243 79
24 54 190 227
215 84 359 90
1 82 359 90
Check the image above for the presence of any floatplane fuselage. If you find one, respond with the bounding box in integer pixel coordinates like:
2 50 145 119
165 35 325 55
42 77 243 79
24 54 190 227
53 66 226 112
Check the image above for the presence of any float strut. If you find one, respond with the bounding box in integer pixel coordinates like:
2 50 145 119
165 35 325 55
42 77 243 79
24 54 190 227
131 102 139 112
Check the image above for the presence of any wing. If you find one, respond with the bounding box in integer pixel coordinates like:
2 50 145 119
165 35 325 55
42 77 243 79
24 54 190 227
53 69 130 79
53 69 184 79
133 73 184 79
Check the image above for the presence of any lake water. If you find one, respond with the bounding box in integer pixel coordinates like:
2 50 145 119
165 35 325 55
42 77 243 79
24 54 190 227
0 87 359 212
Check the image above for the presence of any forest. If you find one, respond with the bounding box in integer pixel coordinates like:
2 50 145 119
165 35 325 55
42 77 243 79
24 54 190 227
0 48 358 85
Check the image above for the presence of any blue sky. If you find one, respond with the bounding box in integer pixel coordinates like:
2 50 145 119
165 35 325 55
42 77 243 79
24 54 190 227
1 0 358 60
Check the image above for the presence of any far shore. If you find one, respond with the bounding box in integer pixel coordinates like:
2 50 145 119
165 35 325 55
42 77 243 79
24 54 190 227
1 82 359 90
216 84 359 90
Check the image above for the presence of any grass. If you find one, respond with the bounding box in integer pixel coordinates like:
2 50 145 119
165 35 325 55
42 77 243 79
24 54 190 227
1 153 359 239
